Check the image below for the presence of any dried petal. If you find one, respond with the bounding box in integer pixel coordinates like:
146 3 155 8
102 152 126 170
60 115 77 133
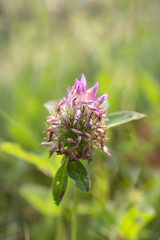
67 138 76 144
76 136 82 147
71 128 83 135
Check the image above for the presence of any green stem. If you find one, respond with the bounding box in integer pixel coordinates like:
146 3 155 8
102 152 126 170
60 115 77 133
71 187 78 240
55 207 62 240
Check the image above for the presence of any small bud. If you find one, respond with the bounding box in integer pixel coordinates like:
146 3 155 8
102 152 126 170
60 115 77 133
71 128 83 135
76 136 81 147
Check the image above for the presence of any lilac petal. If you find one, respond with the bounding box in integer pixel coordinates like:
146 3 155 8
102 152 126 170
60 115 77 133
80 74 87 92
103 146 112 157
66 102 72 114
73 78 80 91
76 83 83 95
87 82 98 100
67 86 71 98
73 98 77 114
46 116 56 123
49 120 62 125
80 74 87 87
104 118 109 121
73 109 81 125
86 104 102 113
59 97 67 106
75 74 87 95
88 100 98 104
40 142 53 146
81 100 98 105
96 94 108 105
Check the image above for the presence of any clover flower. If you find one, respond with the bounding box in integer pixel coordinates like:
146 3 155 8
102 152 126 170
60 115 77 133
41 74 111 162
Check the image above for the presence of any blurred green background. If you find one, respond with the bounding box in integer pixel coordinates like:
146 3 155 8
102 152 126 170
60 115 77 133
0 0 160 239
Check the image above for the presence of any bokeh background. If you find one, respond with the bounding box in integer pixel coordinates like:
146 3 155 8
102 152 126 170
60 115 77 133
0 0 160 239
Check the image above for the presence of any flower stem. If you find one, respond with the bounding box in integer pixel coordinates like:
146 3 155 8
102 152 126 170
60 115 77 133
71 187 78 240
55 206 62 240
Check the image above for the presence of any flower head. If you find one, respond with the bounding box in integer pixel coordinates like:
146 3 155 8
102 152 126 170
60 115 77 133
41 74 111 162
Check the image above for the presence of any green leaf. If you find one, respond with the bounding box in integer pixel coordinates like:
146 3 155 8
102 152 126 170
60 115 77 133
107 111 146 128
20 184 60 216
1 142 60 177
67 161 91 192
119 204 156 240
52 158 68 206
44 100 57 114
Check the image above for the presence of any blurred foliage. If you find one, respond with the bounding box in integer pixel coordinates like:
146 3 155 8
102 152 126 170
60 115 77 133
20 184 60 216
0 0 160 239
120 204 155 239
1 141 60 176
